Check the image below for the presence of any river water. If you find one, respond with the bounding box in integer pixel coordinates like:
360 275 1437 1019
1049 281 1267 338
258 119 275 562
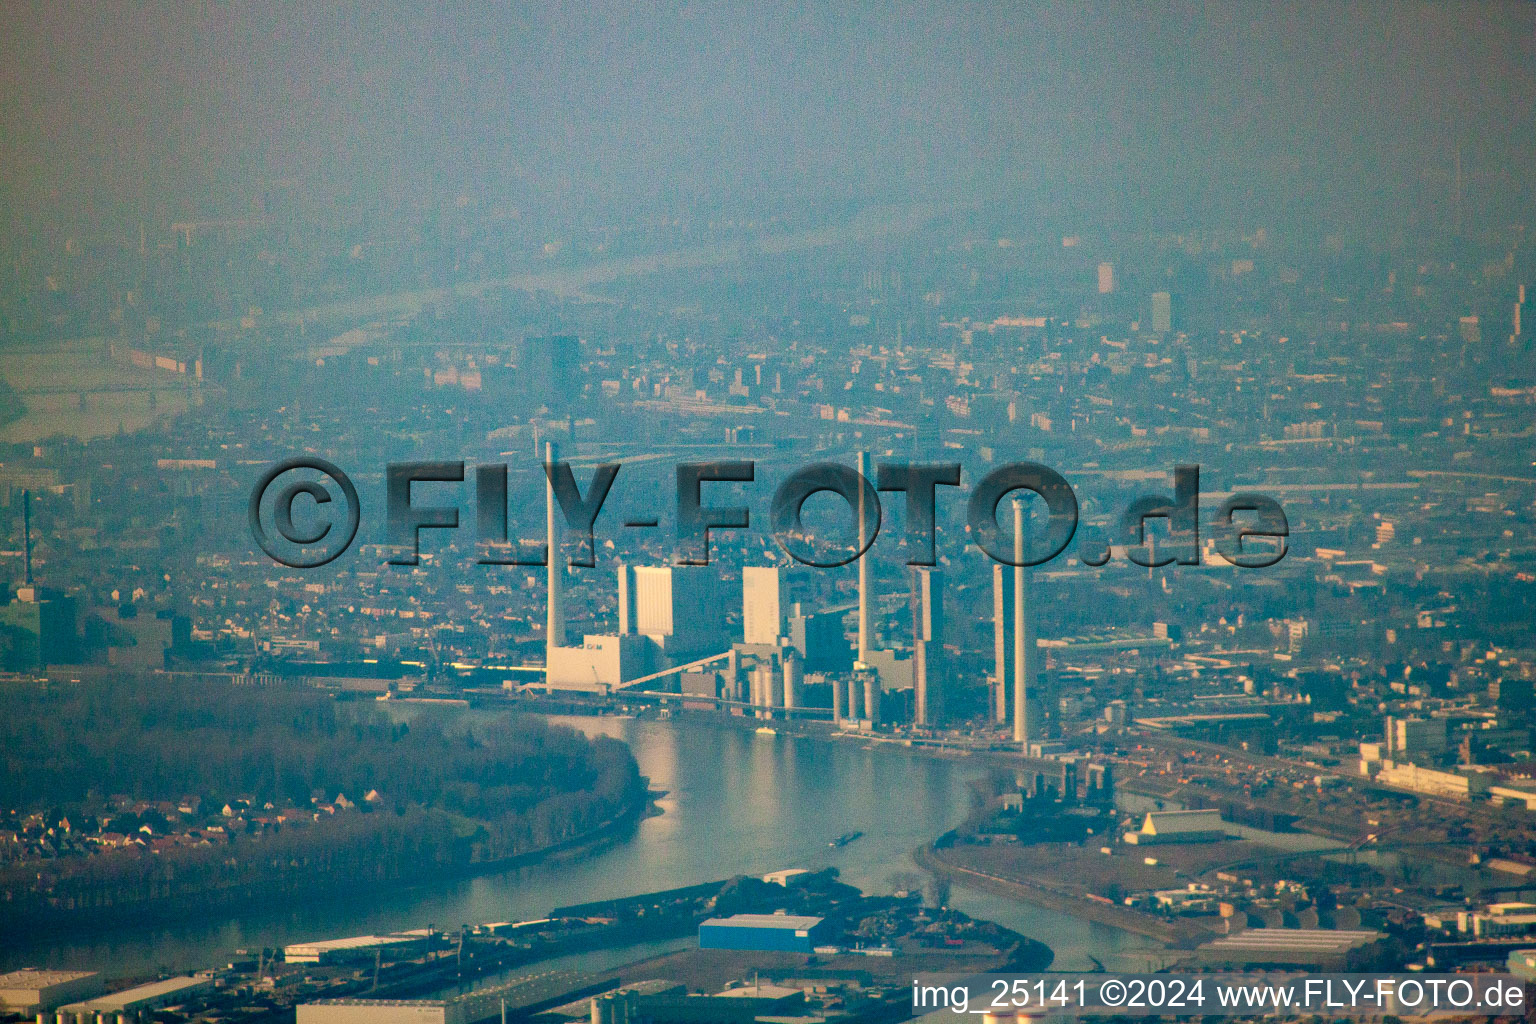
4 714 1167 975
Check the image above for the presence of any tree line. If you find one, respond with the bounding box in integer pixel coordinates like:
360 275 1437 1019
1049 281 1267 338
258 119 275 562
0 676 645 927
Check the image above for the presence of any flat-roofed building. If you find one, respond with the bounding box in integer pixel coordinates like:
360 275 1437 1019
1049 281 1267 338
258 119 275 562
698 913 831 952
284 932 429 965
0 971 102 1015
1197 929 1381 969
1123 808 1226 845
1458 902 1536 938
546 633 652 691
59 976 212 1018
1375 760 1491 800
299 1001 464 1024
1491 779 1536 811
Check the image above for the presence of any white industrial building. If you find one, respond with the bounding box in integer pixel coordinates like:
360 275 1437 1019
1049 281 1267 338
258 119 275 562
58 976 212 1020
284 931 430 965
0 971 101 1015
298 1000 464 1024
741 566 786 646
545 633 651 691
545 562 721 691
1196 929 1380 968
1457 903 1536 938
1491 779 1536 810
1123 808 1226 845
1370 760 1492 799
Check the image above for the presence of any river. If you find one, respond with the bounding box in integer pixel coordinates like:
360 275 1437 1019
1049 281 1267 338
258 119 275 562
3 713 1168 975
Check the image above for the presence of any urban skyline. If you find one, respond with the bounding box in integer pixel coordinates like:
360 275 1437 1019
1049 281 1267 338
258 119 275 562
2 2 1536 1021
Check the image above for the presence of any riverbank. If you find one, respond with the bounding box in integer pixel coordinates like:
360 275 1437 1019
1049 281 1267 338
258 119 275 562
6 709 1101 975
1 678 653 949
1 785 658 945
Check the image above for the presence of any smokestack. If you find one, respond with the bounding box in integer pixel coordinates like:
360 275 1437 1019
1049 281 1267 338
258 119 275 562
856 450 872 663
545 440 565 653
993 563 1008 725
1012 499 1031 746
22 489 32 586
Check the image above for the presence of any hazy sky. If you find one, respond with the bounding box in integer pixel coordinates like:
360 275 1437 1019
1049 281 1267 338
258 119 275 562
3 0 1533 245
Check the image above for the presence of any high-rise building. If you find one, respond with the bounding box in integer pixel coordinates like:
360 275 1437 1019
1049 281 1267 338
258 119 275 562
787 602 852 673
1151 291 1173 334
742 566 786 645
631 565 718 657
521 335 580 414
910 567 944 727
0 586 78 669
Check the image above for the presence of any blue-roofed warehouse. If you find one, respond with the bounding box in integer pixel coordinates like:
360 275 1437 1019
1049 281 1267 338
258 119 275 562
698 913 831 952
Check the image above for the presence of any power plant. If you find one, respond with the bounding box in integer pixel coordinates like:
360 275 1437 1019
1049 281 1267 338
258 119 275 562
993 499 1037 748
536 451 1043 744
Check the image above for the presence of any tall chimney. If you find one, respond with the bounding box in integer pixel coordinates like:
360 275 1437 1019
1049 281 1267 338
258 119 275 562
1012 499 1031 746
856 450 872 663
545 440 565 653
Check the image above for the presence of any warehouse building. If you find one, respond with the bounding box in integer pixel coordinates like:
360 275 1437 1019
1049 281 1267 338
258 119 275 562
1456 902 1536 938
58 976 212 1019
1196 929 1382 969
1123 808 1226 845
0 971 101 1015
698 913 831 953
284 931 430 965
298 1000 464 1024
1370 760 1493 800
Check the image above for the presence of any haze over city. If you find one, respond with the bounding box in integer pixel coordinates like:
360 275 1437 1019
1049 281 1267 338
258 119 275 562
2 3 1536 1024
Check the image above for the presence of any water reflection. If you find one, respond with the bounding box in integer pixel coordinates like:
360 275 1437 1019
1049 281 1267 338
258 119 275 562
4 714 1156 973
